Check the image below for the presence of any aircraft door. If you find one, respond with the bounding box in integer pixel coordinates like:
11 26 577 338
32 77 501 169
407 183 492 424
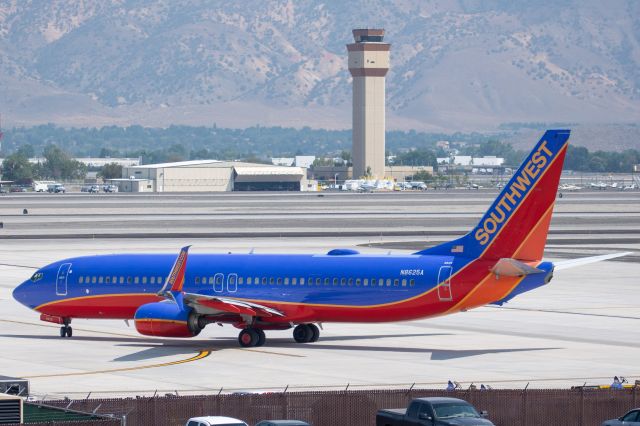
56 263 72 296
213 273 224 293
227 273 238 293
437 265 453 301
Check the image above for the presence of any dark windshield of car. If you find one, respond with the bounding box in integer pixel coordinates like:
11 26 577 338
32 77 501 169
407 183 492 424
30 272 44 282
433 402 480 419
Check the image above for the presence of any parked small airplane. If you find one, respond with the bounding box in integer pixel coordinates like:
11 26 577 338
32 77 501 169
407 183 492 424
559 184 581 192
12 130 630 347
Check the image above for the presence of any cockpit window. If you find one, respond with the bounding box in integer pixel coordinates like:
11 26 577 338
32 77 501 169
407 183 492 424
30 272 44 282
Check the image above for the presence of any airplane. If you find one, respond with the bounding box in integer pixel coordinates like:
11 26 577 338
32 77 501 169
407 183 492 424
559 184 581 192
12 130 630 347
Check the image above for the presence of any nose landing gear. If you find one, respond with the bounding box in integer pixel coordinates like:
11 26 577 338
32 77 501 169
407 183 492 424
59 318 72 338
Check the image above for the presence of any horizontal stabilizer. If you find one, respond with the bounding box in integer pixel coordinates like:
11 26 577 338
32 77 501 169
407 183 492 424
554 252 632 271
490 258 544 277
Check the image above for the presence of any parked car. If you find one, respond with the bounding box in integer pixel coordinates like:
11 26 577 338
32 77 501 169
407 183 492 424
602 408 640 425
185 417 248 426
255 421 310 426
47 184 66 193
103 184 118 193
88 185 100 193
377 397 494 426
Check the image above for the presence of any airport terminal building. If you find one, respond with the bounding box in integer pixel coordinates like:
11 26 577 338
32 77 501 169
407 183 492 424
113 160 309 192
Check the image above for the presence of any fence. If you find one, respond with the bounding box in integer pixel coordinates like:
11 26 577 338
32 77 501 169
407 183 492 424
23 387 640 426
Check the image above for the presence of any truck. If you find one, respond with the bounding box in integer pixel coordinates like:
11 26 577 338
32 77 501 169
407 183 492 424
377 397 494 426
33 181 56 192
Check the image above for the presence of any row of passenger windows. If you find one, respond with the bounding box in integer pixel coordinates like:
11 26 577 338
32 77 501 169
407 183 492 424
77 275 417 288
196 276 416 287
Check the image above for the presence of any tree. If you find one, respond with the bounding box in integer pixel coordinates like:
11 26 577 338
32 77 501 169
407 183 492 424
1 152 33 183
99 163 123 180
40 144 87 180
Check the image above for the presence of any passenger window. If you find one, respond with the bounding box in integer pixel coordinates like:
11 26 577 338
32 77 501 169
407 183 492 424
307 277 312 285
356 278 361 286
277 278 282 285
106 276 111 284
85 276 90 284
142 277 147 284
348 278 353 286
340 278 346 286
284 277 289 285
127 277 132 284
363 278 369 286
239 277 244 284
112 276 117 283
324 278 330 286
316 278 321 285
98 276 104 284
410 279 415 287
402 279 407 287
134 277 139 284
269 277 275 285
333 278 338 285
378 278 384 286
195 277 200 284
230 275 237 285
79 276 84 284
208 277 214 284
386 279 391 286
92 276 97 284
292 277 297 285
119 276 124 284
394 279 399 286
262 277 267 285
151 276 156 284
299 278 304 285
157 276 163 284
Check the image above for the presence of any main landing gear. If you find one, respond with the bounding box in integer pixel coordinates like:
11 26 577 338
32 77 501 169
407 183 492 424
238 328 266 348
59 325 72 338
236 323 321 347
293 323 320 343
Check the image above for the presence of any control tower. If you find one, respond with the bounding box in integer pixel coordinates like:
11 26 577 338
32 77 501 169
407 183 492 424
347 29 390 178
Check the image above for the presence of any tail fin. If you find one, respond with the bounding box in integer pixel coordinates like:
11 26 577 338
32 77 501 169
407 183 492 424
416 129 570 261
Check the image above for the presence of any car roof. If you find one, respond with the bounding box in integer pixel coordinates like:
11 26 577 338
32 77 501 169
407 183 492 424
256 421 310 425
189 416 247 424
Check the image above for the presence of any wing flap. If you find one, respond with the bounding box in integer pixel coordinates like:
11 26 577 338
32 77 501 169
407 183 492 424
183 293 285 318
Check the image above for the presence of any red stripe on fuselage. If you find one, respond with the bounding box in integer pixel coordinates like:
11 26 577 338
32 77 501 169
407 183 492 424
36 294 163 319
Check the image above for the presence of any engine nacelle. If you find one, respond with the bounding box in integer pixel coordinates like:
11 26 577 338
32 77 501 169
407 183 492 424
134 301 202 338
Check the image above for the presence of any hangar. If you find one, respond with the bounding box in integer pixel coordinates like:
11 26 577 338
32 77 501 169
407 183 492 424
118 160 308 192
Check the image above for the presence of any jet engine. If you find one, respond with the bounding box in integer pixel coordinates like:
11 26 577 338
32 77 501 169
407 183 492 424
134 301 203 337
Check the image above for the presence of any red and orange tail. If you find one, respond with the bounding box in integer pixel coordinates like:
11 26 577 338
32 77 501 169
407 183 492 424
416 130 570 261
156 245 191 296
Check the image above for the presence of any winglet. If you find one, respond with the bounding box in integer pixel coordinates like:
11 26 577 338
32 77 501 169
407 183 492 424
158 245 191 295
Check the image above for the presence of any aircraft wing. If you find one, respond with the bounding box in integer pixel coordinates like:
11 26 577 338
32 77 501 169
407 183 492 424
183 292 286 318
553 252 632 271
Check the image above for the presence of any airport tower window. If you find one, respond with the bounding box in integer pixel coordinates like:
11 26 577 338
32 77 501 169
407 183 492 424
284 277 289 285
333 278 338 286
356 278 361 287
402 279 407 287
394 279 399 286
363 278 369 286
92 276 97 284
150 276 156 284
340 278 346 286
142 276 147 284
105 276 111 284
79 276 84 284
348 278 353 286
386 279 391 287
134 277 140 284
195 277 201 284
127 277 132 284
324 278 330 286
239 277 244 285
410 279 415 287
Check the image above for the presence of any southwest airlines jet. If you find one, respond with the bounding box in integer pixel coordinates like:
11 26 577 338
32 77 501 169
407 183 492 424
12 130 629 347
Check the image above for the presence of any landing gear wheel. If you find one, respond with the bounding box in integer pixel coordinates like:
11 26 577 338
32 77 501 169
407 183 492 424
255 329 266 347
293 324 312 343
60 326 66 338
66 326 72 338
308 324 320 343
238 328 259 347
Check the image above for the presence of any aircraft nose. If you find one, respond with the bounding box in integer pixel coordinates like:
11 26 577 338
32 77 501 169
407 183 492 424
12 281 30 307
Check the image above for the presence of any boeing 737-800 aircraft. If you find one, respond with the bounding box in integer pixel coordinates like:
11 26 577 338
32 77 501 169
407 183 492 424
12 130 629 347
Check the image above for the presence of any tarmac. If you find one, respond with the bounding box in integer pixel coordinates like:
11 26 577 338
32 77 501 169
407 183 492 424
0 190 638 397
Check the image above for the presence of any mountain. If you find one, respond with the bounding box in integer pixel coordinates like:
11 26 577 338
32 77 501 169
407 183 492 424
1 0 639 132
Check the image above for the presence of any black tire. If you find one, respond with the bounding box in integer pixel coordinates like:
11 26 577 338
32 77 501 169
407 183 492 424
66 326 73 338
238 328 259 347
308 324 320 343
293 324 311 343
255 329 266 347
60 326 67 338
